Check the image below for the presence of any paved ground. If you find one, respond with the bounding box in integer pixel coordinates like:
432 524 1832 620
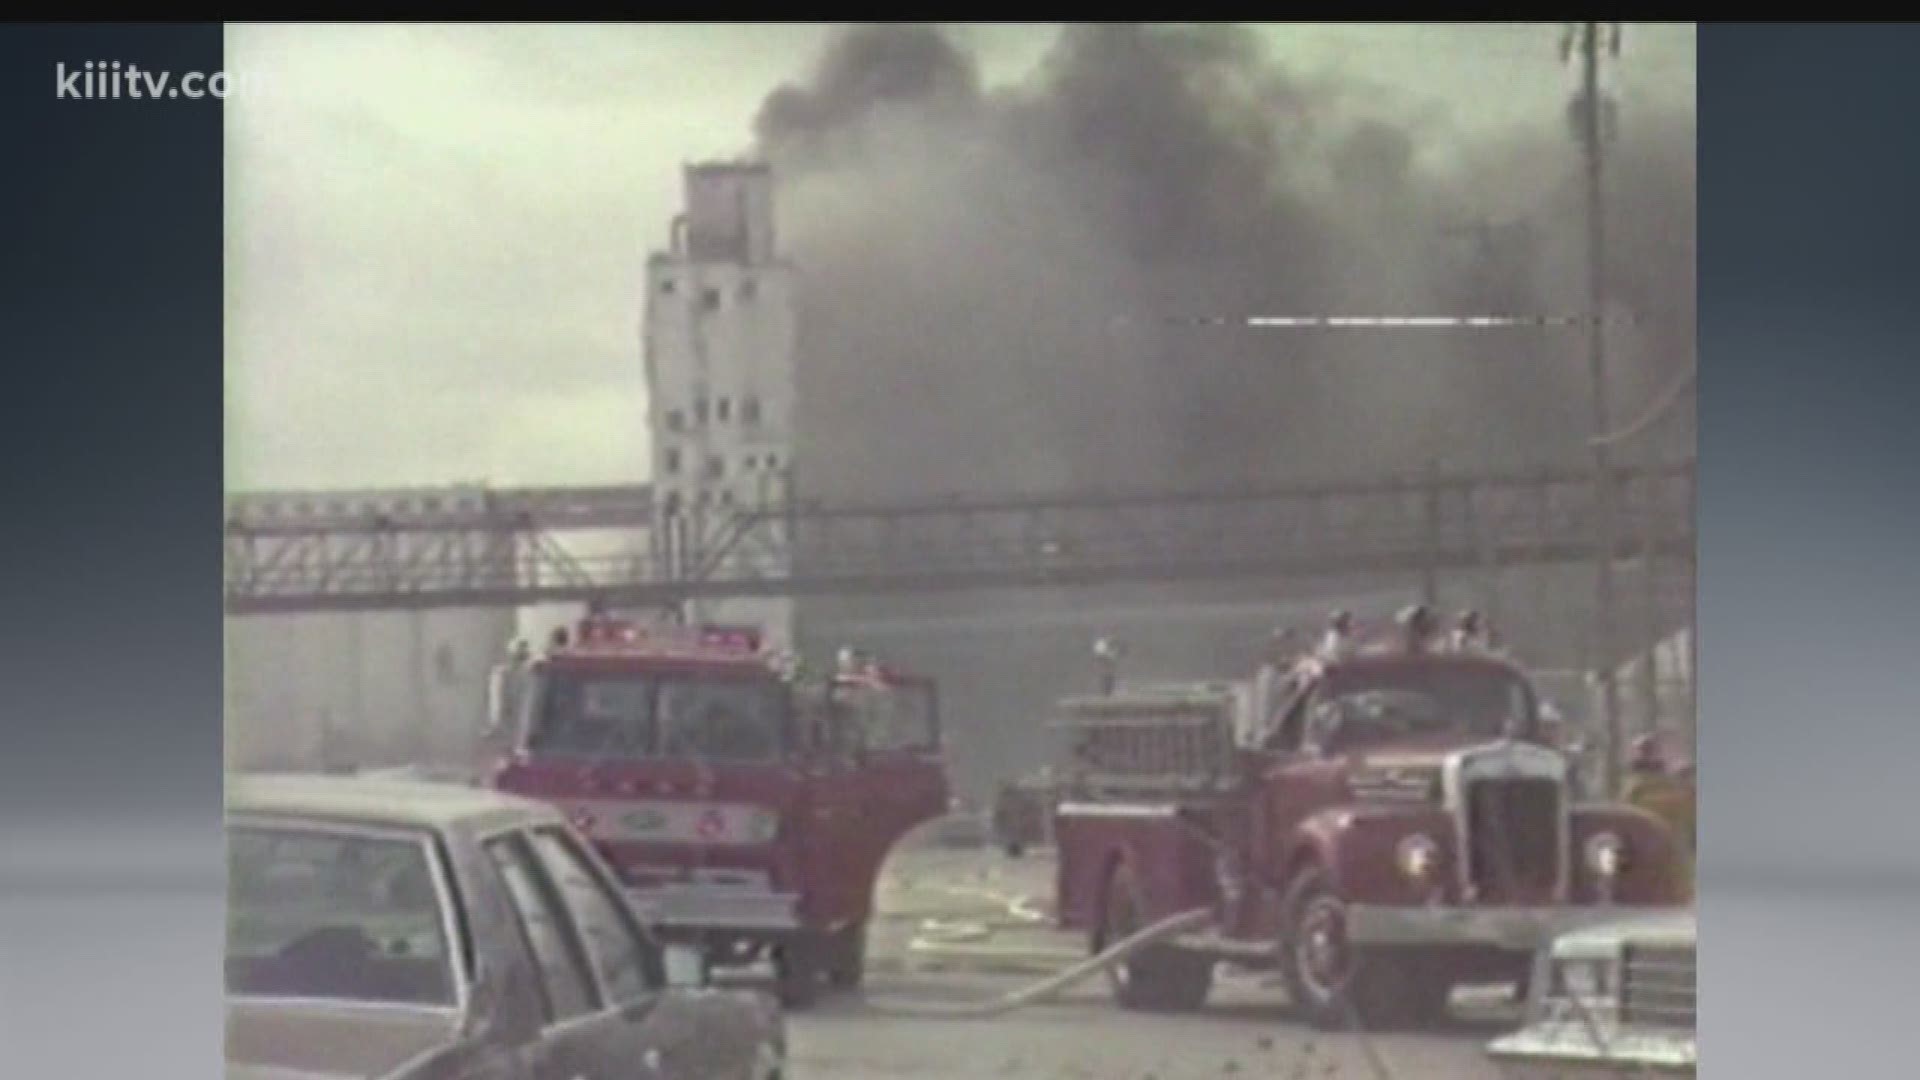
733 842 1516 1079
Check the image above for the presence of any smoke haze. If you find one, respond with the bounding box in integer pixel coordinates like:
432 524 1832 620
757 25 1695 499
756 26 1695 794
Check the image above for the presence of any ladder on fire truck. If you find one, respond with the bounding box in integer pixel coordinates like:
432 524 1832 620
1051 682 1247 803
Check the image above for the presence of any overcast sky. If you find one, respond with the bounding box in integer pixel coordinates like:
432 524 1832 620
224 23 1694 494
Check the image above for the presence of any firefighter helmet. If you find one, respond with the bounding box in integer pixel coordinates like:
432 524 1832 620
1396 604 1437 649
1629 732 1668 772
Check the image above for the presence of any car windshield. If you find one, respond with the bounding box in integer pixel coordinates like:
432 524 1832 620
226 824 456 1007
526 669 787 763
1316 663 1535 749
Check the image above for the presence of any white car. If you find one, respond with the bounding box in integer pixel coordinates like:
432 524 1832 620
1486 910 1696 1078
225 774 785 1080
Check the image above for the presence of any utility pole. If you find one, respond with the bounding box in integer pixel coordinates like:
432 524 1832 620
1421 455 1442 609
1568 21 1626 796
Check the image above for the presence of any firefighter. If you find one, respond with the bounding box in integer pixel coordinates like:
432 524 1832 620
480 639 534 776
1623 733 1696 893
1093 636 1121 695
546 626 570 655
1254 628 1298 740
1449 609 1488 652
1397 603 1438 652
1317 610 1356 659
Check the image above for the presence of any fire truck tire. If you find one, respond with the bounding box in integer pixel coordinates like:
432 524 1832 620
1278 866 1437 1031
824 922 867 989
773 935 821 1010
1096 864 1213 1013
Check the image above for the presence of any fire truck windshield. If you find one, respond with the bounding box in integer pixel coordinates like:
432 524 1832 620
524 670 788 763
1316 664 1536 748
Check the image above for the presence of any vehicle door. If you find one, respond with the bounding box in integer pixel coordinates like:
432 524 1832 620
482 829 674 1080
1246 680 1347 928
794 692 875 928
859 679 949 840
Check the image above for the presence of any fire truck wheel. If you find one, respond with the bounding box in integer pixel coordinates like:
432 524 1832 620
1003 841 1026 859
824 922 867 989
1278 866 1432 1031
1096 863 1213 1013
772 935 821 1009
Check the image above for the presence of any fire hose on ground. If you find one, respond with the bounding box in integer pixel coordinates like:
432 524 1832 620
852 905 1214 1019
844 815 1400 1080
851 904 1395 1080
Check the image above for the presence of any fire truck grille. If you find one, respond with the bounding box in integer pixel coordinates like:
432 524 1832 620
1465 778 1561 897
1620 942 1697 1028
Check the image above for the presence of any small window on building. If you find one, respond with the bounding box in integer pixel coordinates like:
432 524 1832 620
661 490 681 516
666 408 685 433
764 452 779 470
719 489 734 508
693 398 709 425
739 278 757 301
741 396 762 426
696 490 711 509
700 287 721 311
742 454 757 471
659 278 676 295
717 397 731 423
663 448 681 475
705 455 725 480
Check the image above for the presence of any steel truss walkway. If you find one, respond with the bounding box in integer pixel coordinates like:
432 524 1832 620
224 460 1694 616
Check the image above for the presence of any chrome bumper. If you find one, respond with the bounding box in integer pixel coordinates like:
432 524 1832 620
627 885 803 933
1347 905 1675 951
1487 1023 1697 1078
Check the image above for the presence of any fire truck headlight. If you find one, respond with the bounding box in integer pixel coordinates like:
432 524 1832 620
1395 833 1440 881
1584 832 1626 878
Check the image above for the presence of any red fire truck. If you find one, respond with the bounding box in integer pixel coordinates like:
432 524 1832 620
1050 608 1691 1028
488 617 948 1006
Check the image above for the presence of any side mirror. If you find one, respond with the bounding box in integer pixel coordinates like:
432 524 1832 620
662 943 706 990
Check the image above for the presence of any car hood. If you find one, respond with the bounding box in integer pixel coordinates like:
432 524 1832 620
226 998 462 1080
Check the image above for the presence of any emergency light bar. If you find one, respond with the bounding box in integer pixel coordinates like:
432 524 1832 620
697 625 764 652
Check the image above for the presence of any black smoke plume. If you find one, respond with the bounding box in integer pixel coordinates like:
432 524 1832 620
756 24 1694 499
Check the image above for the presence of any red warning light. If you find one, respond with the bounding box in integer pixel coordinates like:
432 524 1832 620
696 625 763 652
